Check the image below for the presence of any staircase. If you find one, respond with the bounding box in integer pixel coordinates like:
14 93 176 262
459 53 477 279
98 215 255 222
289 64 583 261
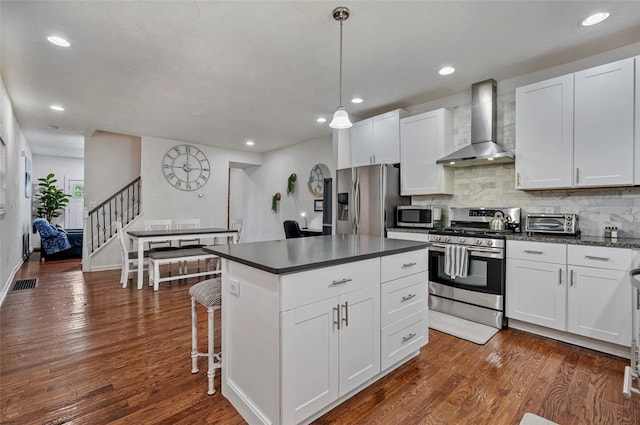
85 177 141 254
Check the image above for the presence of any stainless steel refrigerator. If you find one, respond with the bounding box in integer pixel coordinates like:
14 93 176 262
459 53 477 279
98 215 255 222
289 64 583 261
336 164 409 237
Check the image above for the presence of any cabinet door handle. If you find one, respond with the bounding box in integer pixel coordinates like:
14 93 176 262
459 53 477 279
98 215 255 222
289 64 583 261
585 255 610 262
401 294 416 302
524 250 544 255
576 167 580 184
342 301 349 327
402 262 417 268
637 289 640 310
559 268 563 286
330 278 352 286
402 333 417 343
570 269 574 287
333 304 341 331
516 172 521 186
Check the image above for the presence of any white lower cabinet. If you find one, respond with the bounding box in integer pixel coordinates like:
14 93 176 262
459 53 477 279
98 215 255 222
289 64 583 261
281 285 380 425
567 246 633 346
507 241 633 347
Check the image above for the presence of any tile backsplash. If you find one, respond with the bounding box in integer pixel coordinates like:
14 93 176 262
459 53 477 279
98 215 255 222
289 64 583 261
412 92 640 238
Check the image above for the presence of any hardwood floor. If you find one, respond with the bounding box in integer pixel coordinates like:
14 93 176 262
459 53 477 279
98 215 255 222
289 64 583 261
1 255 638 424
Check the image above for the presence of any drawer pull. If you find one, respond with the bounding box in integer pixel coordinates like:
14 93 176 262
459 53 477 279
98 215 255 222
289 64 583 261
401 294 416 302
402 333 417 343
402 262 417 268
330 278 352 286
585 255 610 262
524 250 544 255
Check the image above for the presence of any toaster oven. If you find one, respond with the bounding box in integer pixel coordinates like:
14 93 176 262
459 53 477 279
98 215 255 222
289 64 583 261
525 213 579 235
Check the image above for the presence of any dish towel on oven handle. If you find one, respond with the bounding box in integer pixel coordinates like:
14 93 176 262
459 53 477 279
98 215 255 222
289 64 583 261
444 244 469 279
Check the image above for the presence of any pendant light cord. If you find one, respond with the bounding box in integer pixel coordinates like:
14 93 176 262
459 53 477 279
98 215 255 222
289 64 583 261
338 19 344 108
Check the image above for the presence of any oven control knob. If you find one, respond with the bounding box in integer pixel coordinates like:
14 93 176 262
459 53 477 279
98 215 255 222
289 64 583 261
485 239 493 246
434 235 441 242
443 236 450 242
458 237 465 243
475 239 482 245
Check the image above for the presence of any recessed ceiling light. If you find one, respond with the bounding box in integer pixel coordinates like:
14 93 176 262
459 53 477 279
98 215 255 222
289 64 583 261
245 140 255 146
351 97 363 104
49 105 65 111
439 66 455 76
317 117 327 123
47 36 70 47
580 12 610 27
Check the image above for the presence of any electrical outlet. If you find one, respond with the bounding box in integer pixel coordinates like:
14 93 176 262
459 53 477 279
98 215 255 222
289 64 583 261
229 279 240 296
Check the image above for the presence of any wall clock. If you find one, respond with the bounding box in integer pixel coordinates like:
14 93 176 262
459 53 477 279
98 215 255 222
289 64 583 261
161 144 210 191
307 163 327 198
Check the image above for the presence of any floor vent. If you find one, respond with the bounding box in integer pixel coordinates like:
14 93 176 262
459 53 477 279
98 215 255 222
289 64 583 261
11 278 38 291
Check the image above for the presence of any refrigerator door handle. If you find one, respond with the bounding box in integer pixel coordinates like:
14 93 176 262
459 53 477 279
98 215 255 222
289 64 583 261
354 175 360 234
381 164 387 233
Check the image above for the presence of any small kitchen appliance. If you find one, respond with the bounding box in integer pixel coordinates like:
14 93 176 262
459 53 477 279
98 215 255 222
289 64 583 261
396 205 442 228
428 207 521 329
525 213 579 235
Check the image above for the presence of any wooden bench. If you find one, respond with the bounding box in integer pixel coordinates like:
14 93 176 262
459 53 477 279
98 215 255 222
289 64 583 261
148 248 219 291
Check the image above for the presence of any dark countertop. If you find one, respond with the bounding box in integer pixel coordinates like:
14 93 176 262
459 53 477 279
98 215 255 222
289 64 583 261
506 234 640 249
388 227 640 249
204 235 428 275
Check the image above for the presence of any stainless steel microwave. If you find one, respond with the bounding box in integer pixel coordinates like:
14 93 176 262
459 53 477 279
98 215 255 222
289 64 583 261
525 213 579 235
396 206 442 228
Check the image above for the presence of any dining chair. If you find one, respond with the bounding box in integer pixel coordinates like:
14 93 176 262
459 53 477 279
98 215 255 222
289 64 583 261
231 218 244 243
175 218 204 248
175 218 205 274
143 219 175 251
116 221 148 288
283 220 302 239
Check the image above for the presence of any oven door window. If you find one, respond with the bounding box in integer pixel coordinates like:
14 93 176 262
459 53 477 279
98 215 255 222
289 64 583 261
429 250 504 295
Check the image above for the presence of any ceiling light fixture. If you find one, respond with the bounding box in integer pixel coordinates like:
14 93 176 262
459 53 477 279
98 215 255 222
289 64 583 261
245 140 255 146
580 12 610 27
439 66 455 76
329 6 352 130
47 35 70 47
49 105 65 111
317 117 327 123
351 97 363 104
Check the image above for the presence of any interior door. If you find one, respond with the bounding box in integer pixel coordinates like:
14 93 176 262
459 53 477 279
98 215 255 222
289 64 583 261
66 179 84 229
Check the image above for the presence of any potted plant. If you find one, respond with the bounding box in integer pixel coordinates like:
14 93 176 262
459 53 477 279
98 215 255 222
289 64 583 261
286 173 297 196
34 173 72 222
271 192 281 214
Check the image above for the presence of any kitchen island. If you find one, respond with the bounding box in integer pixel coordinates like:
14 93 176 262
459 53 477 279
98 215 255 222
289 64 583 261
204 235 429 425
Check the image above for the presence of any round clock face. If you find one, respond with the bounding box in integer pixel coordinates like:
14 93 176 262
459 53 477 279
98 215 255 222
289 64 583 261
307 164 325 198
161 145 210 191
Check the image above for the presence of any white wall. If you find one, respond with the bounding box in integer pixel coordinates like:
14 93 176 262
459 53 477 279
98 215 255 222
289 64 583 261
32 154 84 228
233 136 333 242
0 76 33 304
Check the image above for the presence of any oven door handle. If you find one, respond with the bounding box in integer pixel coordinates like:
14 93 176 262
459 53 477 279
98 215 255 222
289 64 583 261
430 243 503 258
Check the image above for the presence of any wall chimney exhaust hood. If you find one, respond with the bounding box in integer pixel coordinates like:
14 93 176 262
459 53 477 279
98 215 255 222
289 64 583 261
436 79 514 167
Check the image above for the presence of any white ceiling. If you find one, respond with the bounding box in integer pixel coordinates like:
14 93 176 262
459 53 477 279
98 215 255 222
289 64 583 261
2 1 639 158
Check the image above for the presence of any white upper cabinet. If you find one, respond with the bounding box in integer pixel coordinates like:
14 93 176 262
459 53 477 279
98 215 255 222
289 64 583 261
351 109 407 167
515 75 574 189
574 58 635 187
400 108 454 195
515 57 636 190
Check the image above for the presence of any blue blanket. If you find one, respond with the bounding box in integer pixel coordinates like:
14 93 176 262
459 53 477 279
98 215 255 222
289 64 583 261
33 218 71 255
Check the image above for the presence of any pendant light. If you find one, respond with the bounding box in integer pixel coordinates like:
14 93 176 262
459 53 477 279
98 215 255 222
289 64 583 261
329 6 352 129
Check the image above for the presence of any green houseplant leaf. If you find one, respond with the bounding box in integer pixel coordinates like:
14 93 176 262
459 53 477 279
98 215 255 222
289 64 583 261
35 173 72 222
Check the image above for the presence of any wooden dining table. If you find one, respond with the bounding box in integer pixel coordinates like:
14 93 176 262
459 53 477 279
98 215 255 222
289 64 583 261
127 227 238 289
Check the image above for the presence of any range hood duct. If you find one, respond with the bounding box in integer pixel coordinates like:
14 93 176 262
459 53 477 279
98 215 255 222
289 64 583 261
436 79 515 167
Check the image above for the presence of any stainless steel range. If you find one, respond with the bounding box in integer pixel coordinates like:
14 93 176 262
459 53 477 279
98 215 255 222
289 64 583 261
428 207 521 329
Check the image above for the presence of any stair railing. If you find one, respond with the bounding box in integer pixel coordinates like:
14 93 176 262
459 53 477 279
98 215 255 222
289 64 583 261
86 177 141 253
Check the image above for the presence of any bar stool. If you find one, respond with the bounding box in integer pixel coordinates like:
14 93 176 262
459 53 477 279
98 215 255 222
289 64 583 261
189 278 222 395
